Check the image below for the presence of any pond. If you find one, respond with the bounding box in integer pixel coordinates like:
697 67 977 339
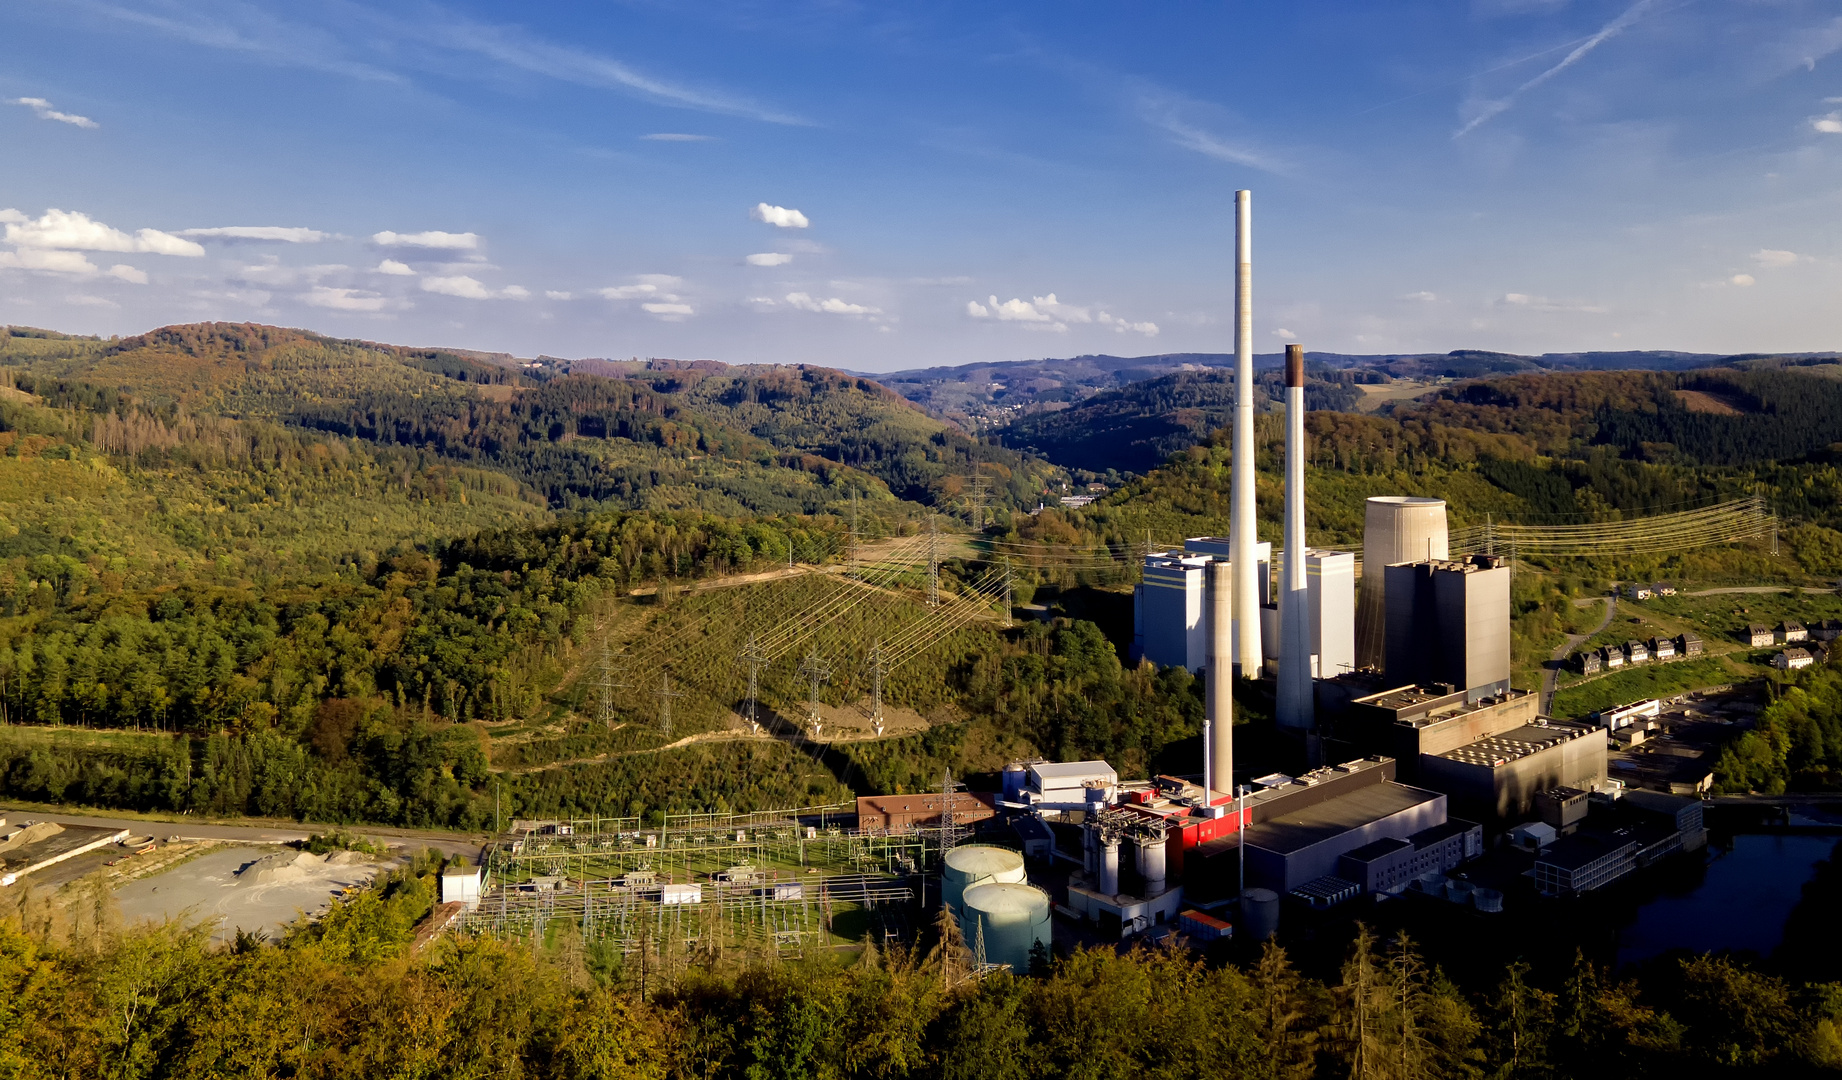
1615 830 1841 966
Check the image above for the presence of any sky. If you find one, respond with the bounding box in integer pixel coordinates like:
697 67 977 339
4 0 1842 371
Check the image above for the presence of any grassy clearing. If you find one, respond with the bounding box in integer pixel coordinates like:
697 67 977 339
1550 655 1752 719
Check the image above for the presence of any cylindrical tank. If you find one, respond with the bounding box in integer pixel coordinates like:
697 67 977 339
1242 887 1280 942
1356 496 1449 669
961 882 1052 974
1134 836 1168 895
1099 839 1121 895
941 845 1027 914
1444 878 1475 904
1472 887 1503 913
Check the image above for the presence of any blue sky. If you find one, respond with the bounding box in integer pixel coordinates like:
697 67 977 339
4 0 1842 370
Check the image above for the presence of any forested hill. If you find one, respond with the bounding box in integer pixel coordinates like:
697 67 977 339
0 323 1048 515
998 367 1361 475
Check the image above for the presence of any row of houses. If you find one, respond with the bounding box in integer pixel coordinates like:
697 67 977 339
1576 633 1703 675
1776 643 1832 671
1746 619 1842 647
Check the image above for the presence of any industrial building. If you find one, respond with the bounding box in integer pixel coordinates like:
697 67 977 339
1132 538 1270 672
856 792 997 834
1419 721 1608 822
1267 548 1357 681
1340 684 1540 782
1383 555 1511 703
1532 789 1706 897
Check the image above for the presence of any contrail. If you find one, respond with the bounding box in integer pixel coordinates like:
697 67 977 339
1454 0 1661 139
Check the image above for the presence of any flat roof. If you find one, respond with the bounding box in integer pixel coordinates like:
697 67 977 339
1437 722 1595 768
1342 837 1413 864
1239 782 1443 856
1029 761 1116 783
1535 832 1639 872
1410 818 1478 849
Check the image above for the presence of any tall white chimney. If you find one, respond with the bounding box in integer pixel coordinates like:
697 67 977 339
1230 189 1262 677
1276 344 1314 731
1206 559 1234 800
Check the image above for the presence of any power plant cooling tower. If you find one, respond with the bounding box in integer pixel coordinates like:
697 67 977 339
960 882 1052 974
1355 496 1449 671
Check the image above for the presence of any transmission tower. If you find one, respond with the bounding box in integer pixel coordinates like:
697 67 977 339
1001 556 1013 629
868 640 886 737
928 516 940 608
596 638 629 729
798 647 832 739
965 464 992 531
653 672 684 740
850 488 860 581
738 634 767 735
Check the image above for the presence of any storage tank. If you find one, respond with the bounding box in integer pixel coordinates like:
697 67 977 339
961 882 1052 973
1134 836 1168 895
941 845 1027 914
1099 839 1120 895
1241 887 1280 942
1356 497 1449 669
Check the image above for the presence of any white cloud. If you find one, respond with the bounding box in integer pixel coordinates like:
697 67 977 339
421 275 525 299
372 229 480 250
8 97 97 128
375 259 416 276
1499 292 1610 312
107 264 147 284
0 248 99 274
642 133 713 141
3 208 204 256
1752 249 1800 268
598 275 683 301
751 203 809 228
746 252 793 267
1098 312 1159 336
1273 327 1298 340
642 301 694 316
304 286 389 311
545 290 573 300
1730 273 1756 287
66 294 118 308
178 226 327 243
1815 113 1842 134
785 292 879 315
967 295 1053 322
0 210 22 225
1403 291 1438 301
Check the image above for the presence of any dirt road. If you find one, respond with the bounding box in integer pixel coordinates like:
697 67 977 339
1543 595 1616 714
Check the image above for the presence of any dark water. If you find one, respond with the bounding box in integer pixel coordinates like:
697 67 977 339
1615 831 1840 966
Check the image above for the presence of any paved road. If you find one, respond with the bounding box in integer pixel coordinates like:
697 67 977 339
1684 586 1837 596
0 807 486 860
1543 595 1616 715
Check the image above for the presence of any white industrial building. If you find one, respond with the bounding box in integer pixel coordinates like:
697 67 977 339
1133 538 1270 672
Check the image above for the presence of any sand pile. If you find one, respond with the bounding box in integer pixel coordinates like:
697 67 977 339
325 850 371 867
238 851 327 885
0 822 63 853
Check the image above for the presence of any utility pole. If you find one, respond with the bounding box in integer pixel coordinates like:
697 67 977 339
850 488 860 580
928 516 940 608
739 634 767 735
654 672 684 740
1001 556 1013 628
868 641 886 736
798 647 831 739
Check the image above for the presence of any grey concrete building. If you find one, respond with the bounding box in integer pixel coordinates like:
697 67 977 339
1420 721 1608 822
1383 555 1511 702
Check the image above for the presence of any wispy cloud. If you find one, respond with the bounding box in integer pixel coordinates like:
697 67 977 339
8 97 98 128
746 253 792 267
1455 0 1661 138
303 286 390 311
420 15 808 125
1137 89 1288 174
1497 292 1609 313
1752 249 1800 268
642 133 714 141
965 292 1155 335
179 225 327 242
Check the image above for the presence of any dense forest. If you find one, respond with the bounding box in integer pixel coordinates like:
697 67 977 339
5 853 1842 1079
